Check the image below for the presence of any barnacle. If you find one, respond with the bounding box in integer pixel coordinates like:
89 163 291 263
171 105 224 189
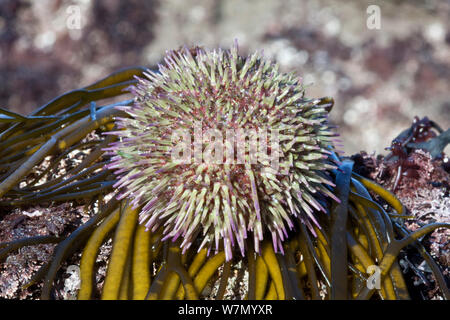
0 46 448 300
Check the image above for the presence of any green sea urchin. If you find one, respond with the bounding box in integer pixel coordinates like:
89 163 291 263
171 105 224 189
105 43 339 260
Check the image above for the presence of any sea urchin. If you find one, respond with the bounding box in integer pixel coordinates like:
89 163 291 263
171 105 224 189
104 43 339 261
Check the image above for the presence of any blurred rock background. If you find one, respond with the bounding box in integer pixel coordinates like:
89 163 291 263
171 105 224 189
1 0 449 155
